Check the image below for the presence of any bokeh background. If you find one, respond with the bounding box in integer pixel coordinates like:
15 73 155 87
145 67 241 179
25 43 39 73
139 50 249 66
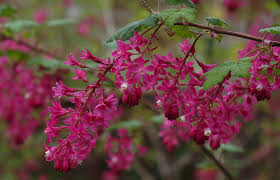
0 0 280 179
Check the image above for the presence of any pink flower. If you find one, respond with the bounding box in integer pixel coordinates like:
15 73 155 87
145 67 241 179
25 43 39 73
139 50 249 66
73 68 88 82
33 9 48 24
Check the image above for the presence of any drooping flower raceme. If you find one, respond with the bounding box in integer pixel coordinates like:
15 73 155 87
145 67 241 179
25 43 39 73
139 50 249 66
45 26 280 171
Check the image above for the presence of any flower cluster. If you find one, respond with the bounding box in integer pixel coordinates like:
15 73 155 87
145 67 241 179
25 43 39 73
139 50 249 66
45 21 280 171
104 128 147 177
0 56 55 146
44 50 119 172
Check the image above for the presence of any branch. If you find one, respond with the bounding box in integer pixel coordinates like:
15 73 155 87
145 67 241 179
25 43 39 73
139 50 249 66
175 21 280 47
0 33 62 59
200 146 235 180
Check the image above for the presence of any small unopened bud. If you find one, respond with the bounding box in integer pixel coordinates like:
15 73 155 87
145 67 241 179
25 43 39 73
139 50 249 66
204 128 212 137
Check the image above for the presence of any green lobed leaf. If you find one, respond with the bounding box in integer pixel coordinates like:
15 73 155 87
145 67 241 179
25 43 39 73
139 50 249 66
203 58 252 89
165 0 196 8
106 14 159 43
46 19 77 27
0 4 18 17
4 20 39 32
172 25 196 38
259 25 280 35
160 8 196 28
206 17 229 27
108 120 142 131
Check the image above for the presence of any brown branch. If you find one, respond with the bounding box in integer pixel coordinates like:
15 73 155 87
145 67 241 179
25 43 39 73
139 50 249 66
174 21 280 47
0 33 62 59
200 146 235 180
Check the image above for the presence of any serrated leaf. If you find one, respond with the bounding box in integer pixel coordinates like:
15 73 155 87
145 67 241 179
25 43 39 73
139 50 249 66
206 17 229 27
231 57 252 78
0 4 18 17
106 14 159 43
108 120 142 131
46 19 77 27
259 25 280 35
166 0 196 8
160 8 196 28
203 58 252 89
27 57 70 70
5 20 39 32
172 25 196 38
219 143 244 153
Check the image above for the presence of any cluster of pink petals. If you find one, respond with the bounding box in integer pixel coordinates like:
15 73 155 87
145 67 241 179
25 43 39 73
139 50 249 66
239 21 280 101
33 9 49 24
104 128 147 176
0 40 30 53
77 18 95 37
0 56 55 146
111 34 256 150
45 49 119 172
46 24 280 171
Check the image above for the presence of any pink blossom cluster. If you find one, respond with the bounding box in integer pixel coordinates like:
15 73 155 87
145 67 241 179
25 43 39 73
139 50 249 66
104 128 147 178
0 40 31 53
0 56 54 146
44 50 119 172
239 21 280 101
33 9 49 24
110 33 256 150
46 27 280 171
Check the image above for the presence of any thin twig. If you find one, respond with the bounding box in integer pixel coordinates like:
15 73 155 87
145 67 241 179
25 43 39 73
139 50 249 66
174 21 280 47
200 146 235 180
0 33 61 59
138 0 155 13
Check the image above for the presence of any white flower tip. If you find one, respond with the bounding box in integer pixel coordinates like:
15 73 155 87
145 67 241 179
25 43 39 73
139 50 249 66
121 83 128 90
204 128 212 137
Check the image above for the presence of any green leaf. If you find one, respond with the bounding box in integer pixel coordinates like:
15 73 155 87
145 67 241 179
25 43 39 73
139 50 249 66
259 25 280 35
219 143 244 153
172 25 196 38
206 17 229 27
166 0 196 8
151 115 164 124
27 57 70 70
0 4 17 17
160 8 196 28
5 20 39 32
106 14 159 43
203 58 252 89
231 57 252 78
46 19 77 27
108 120 142 131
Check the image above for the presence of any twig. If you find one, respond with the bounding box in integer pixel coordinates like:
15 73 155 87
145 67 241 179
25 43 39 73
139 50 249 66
200 146 235 180
0 33 61 59
133 162 155 180
138 0 155 13
174 21 280 47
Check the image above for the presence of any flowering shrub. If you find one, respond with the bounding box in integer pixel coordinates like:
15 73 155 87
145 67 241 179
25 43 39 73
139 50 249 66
1 0 280 179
